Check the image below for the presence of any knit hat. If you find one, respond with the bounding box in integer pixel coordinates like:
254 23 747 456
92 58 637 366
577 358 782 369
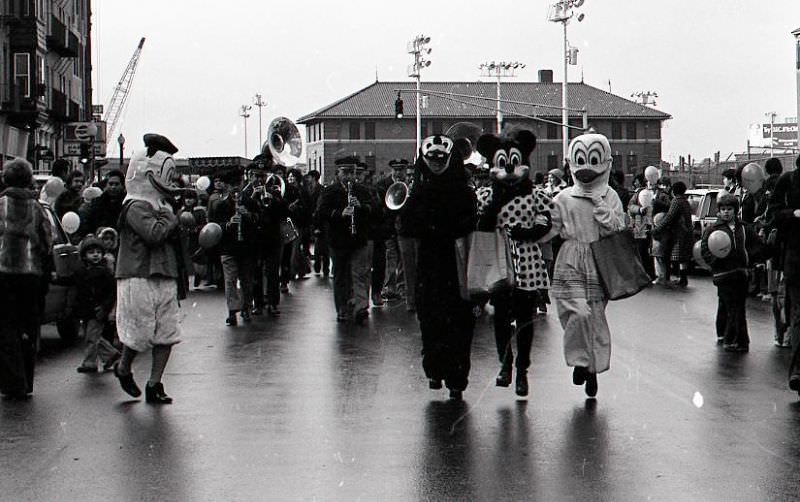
79 235 104 257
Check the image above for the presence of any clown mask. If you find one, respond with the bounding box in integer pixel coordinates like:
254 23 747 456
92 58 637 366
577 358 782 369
568 132 612 196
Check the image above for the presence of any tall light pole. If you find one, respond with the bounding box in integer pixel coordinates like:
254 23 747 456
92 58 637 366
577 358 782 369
254 93 267 149
794 28 800 151
549 0 586 163
408 34 432 154
240 104 252 157
479 61 526 134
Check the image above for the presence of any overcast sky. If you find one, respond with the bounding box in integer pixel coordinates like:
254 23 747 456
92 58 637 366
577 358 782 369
91 0 800 164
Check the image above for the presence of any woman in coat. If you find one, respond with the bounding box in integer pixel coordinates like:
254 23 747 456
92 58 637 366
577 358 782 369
651 181 693 287
402 136 477 400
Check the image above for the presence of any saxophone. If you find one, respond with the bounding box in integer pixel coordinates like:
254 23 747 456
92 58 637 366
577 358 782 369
347 181 357 235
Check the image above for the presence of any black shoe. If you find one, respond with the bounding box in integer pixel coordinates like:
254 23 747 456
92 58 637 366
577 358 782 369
515 371 529 397
429 379 443 390
572 366 587 386
267 305 281 317
496 367 512 387
251 307 263 316
585 372 598 397
113 363 141 398
76 365 98 373
790 374 800 392
225 316 238 327
145 382 173 404
449 389 463 401
241 310 252 323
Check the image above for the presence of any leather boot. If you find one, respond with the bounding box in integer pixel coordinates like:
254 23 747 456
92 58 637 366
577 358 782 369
515 370 529 397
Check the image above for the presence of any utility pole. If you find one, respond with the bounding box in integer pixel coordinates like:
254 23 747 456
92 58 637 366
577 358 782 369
549 0 587 163
479 61 525 134
766 111 777 152
407 35 432 155
240 104 252 158
254 94 267 150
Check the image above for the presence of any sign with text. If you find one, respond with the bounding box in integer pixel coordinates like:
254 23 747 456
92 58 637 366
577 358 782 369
64 142 107 157
762 122 798 148
64 121 107 144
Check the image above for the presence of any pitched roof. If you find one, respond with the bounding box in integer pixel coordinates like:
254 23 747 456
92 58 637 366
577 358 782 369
297 81 671 123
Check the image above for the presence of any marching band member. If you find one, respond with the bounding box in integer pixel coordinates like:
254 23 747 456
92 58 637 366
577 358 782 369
208 169 259 326
315 156 378 324
375 159 410 302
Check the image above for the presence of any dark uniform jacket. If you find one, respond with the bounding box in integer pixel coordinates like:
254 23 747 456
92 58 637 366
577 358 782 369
315 181 376 250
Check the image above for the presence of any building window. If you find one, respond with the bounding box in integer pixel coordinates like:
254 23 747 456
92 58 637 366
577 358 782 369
14 53 30 97
611 122 622 140
431 120 443 135
612 154 623 172
626 154 638 171
626 122 637 140
421 123 428 139
349 121 360 140
547 123 558 140
317 123 323 142
568 118 583 140
547 154 559 171
365 154 376 172
365 121 375 140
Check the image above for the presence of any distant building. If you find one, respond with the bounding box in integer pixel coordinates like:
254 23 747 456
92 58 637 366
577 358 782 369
0 0 93 174
298 72 671 182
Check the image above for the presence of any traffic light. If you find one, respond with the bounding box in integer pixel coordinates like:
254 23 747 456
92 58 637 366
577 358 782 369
394 92 403 119
79 143 91 165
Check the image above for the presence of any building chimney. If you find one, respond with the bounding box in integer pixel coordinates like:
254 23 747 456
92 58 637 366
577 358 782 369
539 70 554 83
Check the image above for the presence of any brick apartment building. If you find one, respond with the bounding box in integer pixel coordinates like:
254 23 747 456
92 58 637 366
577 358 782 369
298 72 671 183
0 0 93 173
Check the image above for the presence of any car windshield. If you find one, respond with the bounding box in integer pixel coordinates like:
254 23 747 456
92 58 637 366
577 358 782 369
687 193 703 216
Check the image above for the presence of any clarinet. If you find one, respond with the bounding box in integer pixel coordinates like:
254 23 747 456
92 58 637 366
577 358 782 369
347 181 357 235
234 190 244 242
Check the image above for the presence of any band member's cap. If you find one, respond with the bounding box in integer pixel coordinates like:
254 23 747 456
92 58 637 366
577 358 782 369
389 159 410 169
252 152 275 171
335 155 366 171
143 134 178 155
548 168 565 180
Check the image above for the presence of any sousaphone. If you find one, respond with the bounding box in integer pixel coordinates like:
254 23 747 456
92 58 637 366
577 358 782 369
264 116 303 168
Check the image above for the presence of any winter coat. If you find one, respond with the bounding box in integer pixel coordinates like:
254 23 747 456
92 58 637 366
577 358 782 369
768 169 800 285
115 200 180 279
0 187 53 276
75 263 116 320
652 194 693 263
700 217 757 286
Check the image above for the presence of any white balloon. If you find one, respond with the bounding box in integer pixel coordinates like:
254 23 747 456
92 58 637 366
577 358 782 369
61 211 81 234
708 230 732 258
82 186 102 200
637 189 654 208
196 176 211 191
644 165 659 185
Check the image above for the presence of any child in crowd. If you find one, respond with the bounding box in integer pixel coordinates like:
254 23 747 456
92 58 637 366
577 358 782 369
75 235 121 373
97 227 119 273
700 193 758 352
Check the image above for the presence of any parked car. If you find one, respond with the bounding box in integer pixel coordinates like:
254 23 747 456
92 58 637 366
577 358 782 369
686 187 722 242
40 201 81 342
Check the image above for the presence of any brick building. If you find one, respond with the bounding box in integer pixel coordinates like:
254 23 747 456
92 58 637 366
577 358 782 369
298 73 671 183
0 0 93 173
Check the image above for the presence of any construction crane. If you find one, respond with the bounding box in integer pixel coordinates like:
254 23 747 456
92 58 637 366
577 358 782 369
103 37 145 148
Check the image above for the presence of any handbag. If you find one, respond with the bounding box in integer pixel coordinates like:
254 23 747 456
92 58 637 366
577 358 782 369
465 230 515 298
53 243 81 278
590 229 651 300
280 217 299 245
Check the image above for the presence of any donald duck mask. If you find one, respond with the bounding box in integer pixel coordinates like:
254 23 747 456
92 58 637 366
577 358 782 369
568 131 612 197
124 133 183 209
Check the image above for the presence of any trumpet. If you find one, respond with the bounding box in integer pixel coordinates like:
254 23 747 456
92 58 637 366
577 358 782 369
346 181 357 235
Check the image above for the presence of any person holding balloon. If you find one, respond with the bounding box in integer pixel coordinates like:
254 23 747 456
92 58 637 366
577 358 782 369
651 181 693 287
627 167 659 280
700 193 759 352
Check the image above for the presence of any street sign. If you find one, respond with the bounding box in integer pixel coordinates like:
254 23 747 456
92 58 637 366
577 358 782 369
92 104 104 116
65 121 107 143
64 142 107 157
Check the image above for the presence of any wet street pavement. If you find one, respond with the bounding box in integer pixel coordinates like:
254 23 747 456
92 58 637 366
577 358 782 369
2 273 800 501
